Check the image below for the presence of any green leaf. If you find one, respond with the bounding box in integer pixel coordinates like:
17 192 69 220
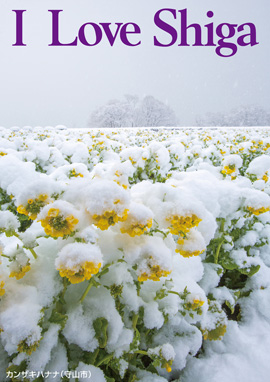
83 348 100 365
93 317 109 348
67 343 85 370
203 324 227 341
234 290 241 299
33 377 44 382
239 264 260 277
49 310 68 330
130 328 140 351
221 256 238 270
7 360 28 374
146 364 158 375
127 373 137 382
225 300 235 314
154 288 168 301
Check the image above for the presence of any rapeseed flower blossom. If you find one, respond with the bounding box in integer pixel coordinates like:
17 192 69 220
175 229 206 257
55 243 103 284
185 296 205 311
221 164 235 175
69 169 84 178
84 180 130 230
167 214 201 236
9 264 31 280
17 194 50 220
17 338 40 355
0 280 5 297
247 206 270 215
162 360 173 373
175 248 204 258
262 173 268 182
92 209 128 230
39 207 79 237
138 260 171 282
120 204 153 237
58 261 102 284
121 219 152 237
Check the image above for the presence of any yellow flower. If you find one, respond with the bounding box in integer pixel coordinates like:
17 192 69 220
39 208 79 237
9 264 31 280
0 152 7 156
47 208 59 217
129 156 136 165
39 194 48 201
17 338 40 355
115 171 121 178
17 194 49 220
160 359 173 372
58 261 102 284
176 237 185 245
247 206 270 216
115 180 129 189
167 214 201 236
262 173 268 183
165 363 172 373
138 264 171 282
70 169 84 178
121 219 152 237
92 209 128 230
191 298 204 310
175 249 204 257
221 164 235 175
17 205 27 215
160 352 173 372
0 281 5 297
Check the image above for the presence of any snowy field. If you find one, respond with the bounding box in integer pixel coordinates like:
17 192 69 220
0 126 270 382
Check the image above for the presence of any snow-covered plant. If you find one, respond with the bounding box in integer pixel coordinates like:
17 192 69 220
0 126 269 382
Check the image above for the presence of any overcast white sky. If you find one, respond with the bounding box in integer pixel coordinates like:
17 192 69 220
0 0 269 127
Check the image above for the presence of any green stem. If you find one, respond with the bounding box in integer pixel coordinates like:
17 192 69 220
1 254 10 259
92 348 100 365
214 219 225 264
214 239 224 264
28 248 38 260
148 227 168 239
133 350 148 356
96 354 114 367
145 329 151 338
80 279 94 303
220 219 225 232
79 263 113 303
132 314 139 330
5 230 38 259
62 277 69 295
168 291 180 297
